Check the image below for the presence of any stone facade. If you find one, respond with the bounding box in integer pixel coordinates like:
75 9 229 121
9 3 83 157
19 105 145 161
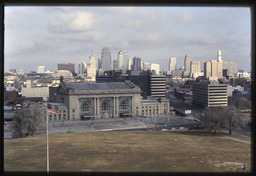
53 81 141 120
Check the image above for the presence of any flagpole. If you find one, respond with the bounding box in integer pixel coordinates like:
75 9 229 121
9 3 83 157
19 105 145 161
47 113 49 173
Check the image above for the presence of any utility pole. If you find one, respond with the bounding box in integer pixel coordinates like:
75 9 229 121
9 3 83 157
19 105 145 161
46 114 49 173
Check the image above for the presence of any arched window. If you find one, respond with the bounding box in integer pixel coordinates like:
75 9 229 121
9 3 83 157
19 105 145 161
81 101 90 112
101 101 110 111
120 99 129 110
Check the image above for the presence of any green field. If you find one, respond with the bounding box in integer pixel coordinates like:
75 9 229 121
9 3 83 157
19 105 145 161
4 131 251 173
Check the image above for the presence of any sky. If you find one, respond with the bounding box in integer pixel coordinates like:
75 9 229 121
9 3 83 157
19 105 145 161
4 6 251 73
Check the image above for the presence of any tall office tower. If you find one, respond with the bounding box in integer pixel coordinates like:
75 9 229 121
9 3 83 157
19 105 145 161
169 57 176 73
58 63 75 74
143 62 151 71
151 63 160 75
141 60 144 70
101 47 111 71
204 61 212 79
223 61 237 77
132 57 142 71
78 61 86 75
37 66 46 73
98 58 102 70
217 50 222 62
183 54 192 77
204 60 223 81
190 61 200 74
128 58 132 70
113 60 118 70
117 50 128 70
87 52 96 81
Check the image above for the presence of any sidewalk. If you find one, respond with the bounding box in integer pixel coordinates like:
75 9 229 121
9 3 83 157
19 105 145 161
221 135 251 144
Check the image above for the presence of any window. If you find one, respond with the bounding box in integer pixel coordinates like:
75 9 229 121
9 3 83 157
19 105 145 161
81 102 90 112
120 99 129 111
72 109 75 113
58 114 61 121
101 101 110 111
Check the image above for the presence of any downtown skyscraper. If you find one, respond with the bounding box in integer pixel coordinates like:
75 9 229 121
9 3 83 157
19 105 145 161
117 50 128 70
169 57 176 74
183 54 191 77
132 57 142 71
100 47 112 71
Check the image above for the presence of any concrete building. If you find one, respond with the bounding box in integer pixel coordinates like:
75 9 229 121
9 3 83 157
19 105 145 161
21 80 49 101
149 75 166 98
58 63 75 74
190 61 201 78
101 47 112 71
192 81 228 108
169 57 176 74
222 61 236 77
204 60 223 81
183 54 191 77
227 84 244 97
143 62 151 71
128 58 132 70
52 70 73 79
132 57 142 71
117 50 128 70
37 66 46 73
151 63 160 75
217 50 222 62
78 61 86 75
141 98 170 117
53 81 141 120
86 52 97 82
113 60 118 71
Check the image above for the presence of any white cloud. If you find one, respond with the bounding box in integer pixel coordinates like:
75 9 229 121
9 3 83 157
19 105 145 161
177 13 199 23
49 11 95 32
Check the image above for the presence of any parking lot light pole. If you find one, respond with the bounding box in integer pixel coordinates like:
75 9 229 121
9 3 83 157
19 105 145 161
46 114 49 173
242 164 246 175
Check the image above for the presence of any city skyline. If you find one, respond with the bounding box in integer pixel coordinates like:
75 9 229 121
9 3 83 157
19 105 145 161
4 6 251 73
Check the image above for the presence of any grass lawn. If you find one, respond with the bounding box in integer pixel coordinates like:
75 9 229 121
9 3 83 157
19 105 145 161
4 131 251 173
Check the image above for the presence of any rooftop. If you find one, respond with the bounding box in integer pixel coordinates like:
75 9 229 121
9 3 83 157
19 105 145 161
68 82 134 90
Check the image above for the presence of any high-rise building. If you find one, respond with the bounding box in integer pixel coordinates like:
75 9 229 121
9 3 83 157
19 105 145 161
128 58 132 70
183 54 191 77
143 62 151 71
132 57 142 71
217 50 222 62
101 47 111 71
192 81 228 108
58 63 75 74
204 60 223 81
113 60 118 70
223 61 237 77
190 61 201 78
98 58 102 70
169 57 176 74
86 52 96 81
78 61 86 75
151 63 160 75
37 66 46 73
117 51 128 70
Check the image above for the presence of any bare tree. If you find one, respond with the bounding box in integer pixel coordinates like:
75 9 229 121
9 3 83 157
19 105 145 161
201 107 225 136
222 105 243 135
13 104 45 138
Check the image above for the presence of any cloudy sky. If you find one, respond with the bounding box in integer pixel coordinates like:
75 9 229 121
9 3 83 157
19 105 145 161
4 6 251 73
